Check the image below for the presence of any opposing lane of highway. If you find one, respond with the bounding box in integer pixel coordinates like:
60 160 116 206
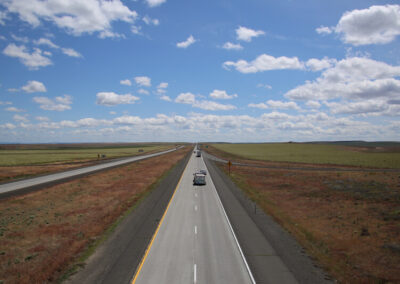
0 148 178 197
132 151 254 284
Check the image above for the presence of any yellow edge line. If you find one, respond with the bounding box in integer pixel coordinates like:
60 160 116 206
131 156 190 284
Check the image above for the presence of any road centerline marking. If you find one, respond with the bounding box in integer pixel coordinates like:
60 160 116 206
194 264 197 283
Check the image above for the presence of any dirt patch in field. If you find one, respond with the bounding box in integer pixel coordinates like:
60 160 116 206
0 147 190 283
217 161 400 283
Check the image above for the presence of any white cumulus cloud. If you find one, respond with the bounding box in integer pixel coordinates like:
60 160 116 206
175 92 196 104
285 57 400 101
34 38 59 49
315 26 333 35
222 42 243 50
134 76 151 87
177 35 196 48
194 101 236 111
175 92 236 111
13 114 29 122
209 89 238 100
3 44 52 69
236 26 265 42
96 92 139 106
61 48 82 58
336 5 400 45
160 95 171 102
21 80 47 93
223 53 304 73
320 5 400 46
6 106 24 112
306 57 337 71
145 0 166 8
2 0 138 37
138 89 149 95
248 102 268 109
33 95 72 111
120 79 132 86
143 15 159 25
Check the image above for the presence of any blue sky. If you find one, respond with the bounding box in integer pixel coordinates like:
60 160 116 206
0 0 400 143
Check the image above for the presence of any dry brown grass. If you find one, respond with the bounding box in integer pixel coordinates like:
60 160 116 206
0 147 190 283
209 146 400 283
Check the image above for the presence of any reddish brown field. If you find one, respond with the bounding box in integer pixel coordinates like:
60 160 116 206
207 145 400 283
0 147 190 283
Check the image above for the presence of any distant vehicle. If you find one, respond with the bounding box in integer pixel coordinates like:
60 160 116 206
196 150 201 157
199 169 207 175
193 173 206 185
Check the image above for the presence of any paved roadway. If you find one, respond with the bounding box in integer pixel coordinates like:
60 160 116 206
132 151 255 284
0 148 178 197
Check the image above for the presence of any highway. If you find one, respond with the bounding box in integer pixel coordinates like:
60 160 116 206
132 151 255 284
68 147 327 284
0 148 178 197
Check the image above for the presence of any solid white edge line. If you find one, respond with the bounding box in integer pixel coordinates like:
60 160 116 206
202 156 257 284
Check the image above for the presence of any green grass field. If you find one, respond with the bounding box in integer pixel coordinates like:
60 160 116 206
0 145 172 166
211 143 400 168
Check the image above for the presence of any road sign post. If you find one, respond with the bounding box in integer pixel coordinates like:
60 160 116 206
227 160 232 175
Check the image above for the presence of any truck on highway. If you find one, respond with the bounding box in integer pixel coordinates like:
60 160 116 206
196 150 201 157
193 173 206 185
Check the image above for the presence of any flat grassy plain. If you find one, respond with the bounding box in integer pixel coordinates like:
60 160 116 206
0 144 173 166
211 143 400 168
0 143 177 183
0 147 190 283
207 144 400 283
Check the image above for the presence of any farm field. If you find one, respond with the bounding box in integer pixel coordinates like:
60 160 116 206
211 142 400 168
0 143 177 182
0 143 175 166
207 144 400 283
0 147 190 284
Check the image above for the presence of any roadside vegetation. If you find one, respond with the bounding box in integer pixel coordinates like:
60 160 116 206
211 142 400 168
0 147 190 283
206 144 400 283
0 143 177 182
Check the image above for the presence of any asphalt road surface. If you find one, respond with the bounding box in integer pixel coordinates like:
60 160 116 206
132 152 258 284
68 148 328 284
0 148 178 198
